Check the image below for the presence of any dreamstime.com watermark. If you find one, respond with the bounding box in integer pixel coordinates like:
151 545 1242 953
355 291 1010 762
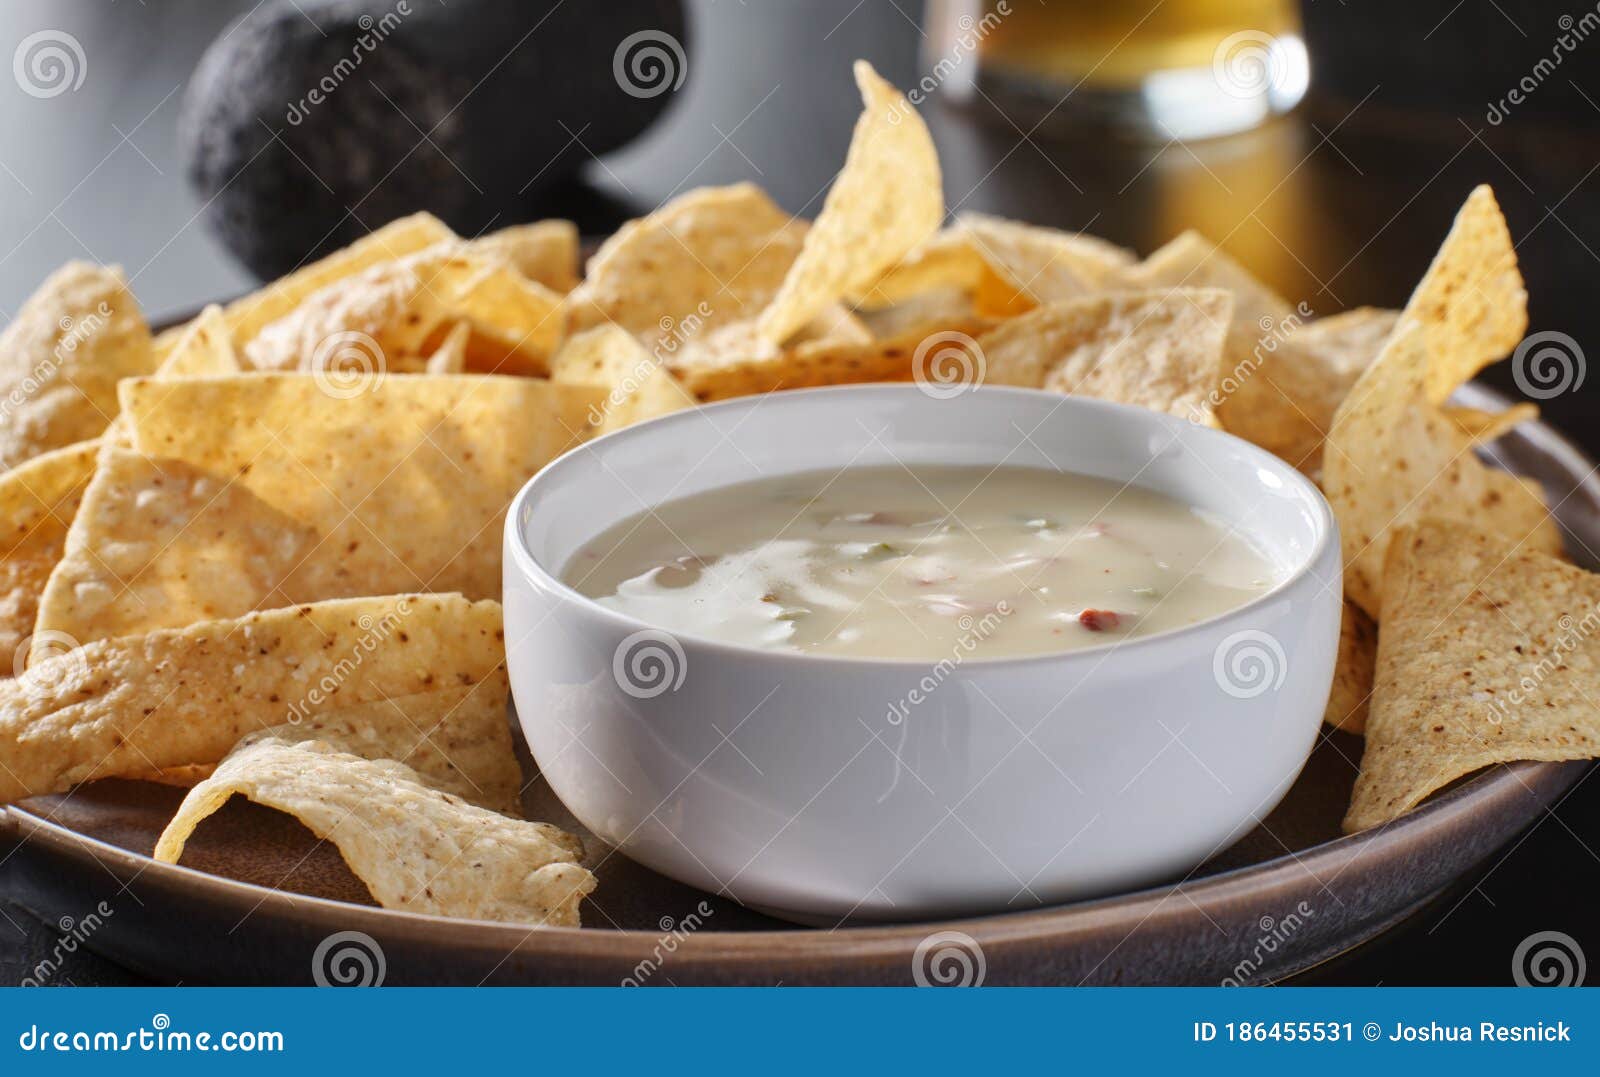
285 0 412 125
885 604 1011 725
612 628 688 700
1511 329 1585 399
1481 603 1600 724
309 329 387 399
12 30 85 99
18 902 114 987
1512 930 1586 987
1 301 113 440
911 330 985 399
1212 629 1287 700
1221 902 1314 986
311 930 387 987
1486 10 1600 125
1187 303 1313 424
911 930 986 987
890 1 1011 123
17 1015 283 1053
613 29 687 99
283 601 414 724
621 900 715 985
1211 30 1301 101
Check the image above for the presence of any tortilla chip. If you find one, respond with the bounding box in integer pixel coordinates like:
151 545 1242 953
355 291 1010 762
1287 308 1400 382
210 212 455 351
1344 520 1600 831
0 440 99 669
1404 186 1527 402
155 305 242 379
568 184 807 338
1231 307 1403 472
154 701 593 926
974 289 1233 422
242 248 562 378
756 62 942 345
1324 324 1561 617
848 228 995 310
424 321 470 375
102 305 244 454
1121 232 1328 452
0 263 154 470
1324 600 1377 733
34 448 316 646
465 219 580 293
960 213 1136 305
1444 402 1538 444
0 593 504 803
36 375 598 644
550 325 695 433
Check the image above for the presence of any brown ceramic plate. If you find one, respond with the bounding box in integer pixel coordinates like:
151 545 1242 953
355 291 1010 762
1 382 1591 985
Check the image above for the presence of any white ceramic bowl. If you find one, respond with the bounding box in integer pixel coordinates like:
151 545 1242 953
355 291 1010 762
504 386 1341 923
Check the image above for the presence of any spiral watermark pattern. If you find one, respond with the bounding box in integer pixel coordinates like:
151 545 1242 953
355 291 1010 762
1512 330 1585 400
312 930 387 987
911 930 986 987
13 30 86 99
613 30 687 99
612 629 687 699
309 330 387 399
912 331 985 399
1212 31 1288 100
1212 630 1287 699
1512 930 1586 986
14 629 82 676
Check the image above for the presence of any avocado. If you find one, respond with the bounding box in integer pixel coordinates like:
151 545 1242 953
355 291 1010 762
180 0 688 279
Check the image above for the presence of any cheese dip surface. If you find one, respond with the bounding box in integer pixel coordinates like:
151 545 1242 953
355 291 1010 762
565 466 1280 660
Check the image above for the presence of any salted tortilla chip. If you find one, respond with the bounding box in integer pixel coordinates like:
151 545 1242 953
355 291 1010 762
38 375 598 644
0 440 99 668
1324 324 1561 617
154 715 593 925
34 448 316 647
465 219 580 293
1444 402 1538 444
424 321 470 375
154 304 242 379
0 263 154 470
1324 600 1377 734
756 62 942 345
243 248 563 378
1121 232 1329 456
0 593 504 803
1286 308 1400 382
975 289 1233 422
665 310 989 402
569 183 807 338
1344 520 1600 831
102 305 243 454
1404 186 1527 402
848 228 994 310
551 325 695 433
204 212 455 352
1236 307 1403 472
960 213 1135 306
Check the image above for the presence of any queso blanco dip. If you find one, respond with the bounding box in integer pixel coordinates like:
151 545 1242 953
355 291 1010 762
565 466 1279 660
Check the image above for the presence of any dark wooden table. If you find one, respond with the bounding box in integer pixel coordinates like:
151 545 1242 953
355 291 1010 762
2 0 1597 985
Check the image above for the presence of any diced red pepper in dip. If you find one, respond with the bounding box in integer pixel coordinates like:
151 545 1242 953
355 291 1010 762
1078 609 1121 631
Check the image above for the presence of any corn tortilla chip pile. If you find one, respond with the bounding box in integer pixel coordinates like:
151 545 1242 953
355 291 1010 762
0 59 1591 923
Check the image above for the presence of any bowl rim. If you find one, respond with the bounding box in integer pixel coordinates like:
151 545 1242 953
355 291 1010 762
505 383 1340 670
